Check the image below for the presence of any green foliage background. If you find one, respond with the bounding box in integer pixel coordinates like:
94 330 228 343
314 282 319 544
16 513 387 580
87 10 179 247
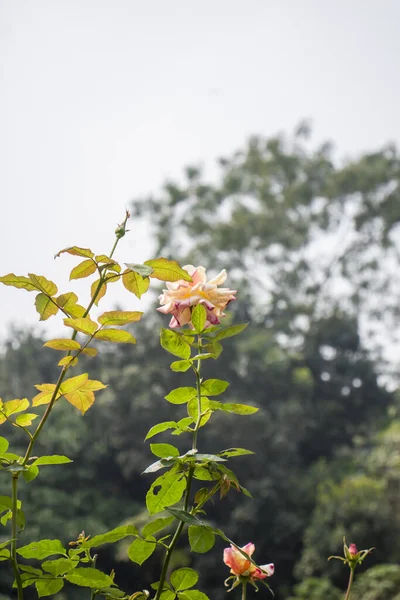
1 126 400 599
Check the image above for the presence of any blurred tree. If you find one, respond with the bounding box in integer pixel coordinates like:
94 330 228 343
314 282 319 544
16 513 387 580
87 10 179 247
351 564 400 600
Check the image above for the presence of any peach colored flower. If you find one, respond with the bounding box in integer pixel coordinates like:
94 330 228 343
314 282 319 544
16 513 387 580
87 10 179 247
157 265 236 329
223 543 274 580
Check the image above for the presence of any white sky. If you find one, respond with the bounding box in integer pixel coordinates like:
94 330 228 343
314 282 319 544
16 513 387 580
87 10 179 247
1 0 400 339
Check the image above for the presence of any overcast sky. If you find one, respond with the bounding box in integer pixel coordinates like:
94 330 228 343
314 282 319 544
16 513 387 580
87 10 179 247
1 0 399 339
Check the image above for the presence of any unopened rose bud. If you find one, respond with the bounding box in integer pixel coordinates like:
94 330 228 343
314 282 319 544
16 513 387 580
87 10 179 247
348 543 358 556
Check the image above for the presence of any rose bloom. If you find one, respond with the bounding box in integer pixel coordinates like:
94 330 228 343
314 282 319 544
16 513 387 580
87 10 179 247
157 265 236 329
223 543 274 580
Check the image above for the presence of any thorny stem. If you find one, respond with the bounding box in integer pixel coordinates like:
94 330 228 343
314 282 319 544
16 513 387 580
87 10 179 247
11 474 23 600
154 335 203 600
344 568 355 600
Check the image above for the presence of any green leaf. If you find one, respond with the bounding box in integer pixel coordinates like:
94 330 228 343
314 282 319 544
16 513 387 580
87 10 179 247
143 458 177 474
146 470 186 515
173 417 194 434
187 397 210 421
160 329 191 359
42 557 78 576
179 591 210 600
0 436 9 453
63 317 98 336
65 567 113 588
170 360 192 372
122 269 150 298
94 329 136 344
203 341 223 358
35 293 59 321
44 338 81 351
0 273 37 292
125 263 153 277
166 508 204 527
165 387 197 405
28 274 58 296
36 578 64 597
15 413 38 426
17 539 66 559
0 548 10 560
214 323 248 341
219 448 255 457
170 568 198 591
142 516 175 538
144 258 192 282
81 525 138 548
69 258 97 280
31 455 72 466
191 305 207 333
23 465 39 482
98 310 143 326
0 496 21 511
55 246 94 259
145 421 178 440
188 526 215 553
150 443 180 458
159 591 176 600
128 537 156 565
220 403 259 415
200 379 229 396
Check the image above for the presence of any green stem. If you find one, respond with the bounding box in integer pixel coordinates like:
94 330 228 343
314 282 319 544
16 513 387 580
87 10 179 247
90 554 98 600
154 335 203 600
241 582 247 600
344 568 355 600
10 474 23 600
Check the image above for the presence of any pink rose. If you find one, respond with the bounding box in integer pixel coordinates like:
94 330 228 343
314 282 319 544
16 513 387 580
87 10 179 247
223 543 274 580
157 265 236 329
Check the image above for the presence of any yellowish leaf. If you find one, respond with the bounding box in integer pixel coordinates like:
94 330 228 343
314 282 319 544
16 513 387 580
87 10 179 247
3 398 30 417
55 246 94 259
34 293 59 321
32 384 58 407
63 317 98 336
98 311 143 326
90 279 107 306
94 329 136 344
56 293 86 317
83 380 107 392
59 373 88 394
64 389 95 414
28 274 58 296
0 274 37 292
44 339 81 351
58 356 78 367
70 259 97 281
122 269 149 298
81 347 98 357
144 258 192 282
15 413 38 426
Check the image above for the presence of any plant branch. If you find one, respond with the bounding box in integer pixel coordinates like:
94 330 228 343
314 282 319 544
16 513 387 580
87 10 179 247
10 474 23 600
